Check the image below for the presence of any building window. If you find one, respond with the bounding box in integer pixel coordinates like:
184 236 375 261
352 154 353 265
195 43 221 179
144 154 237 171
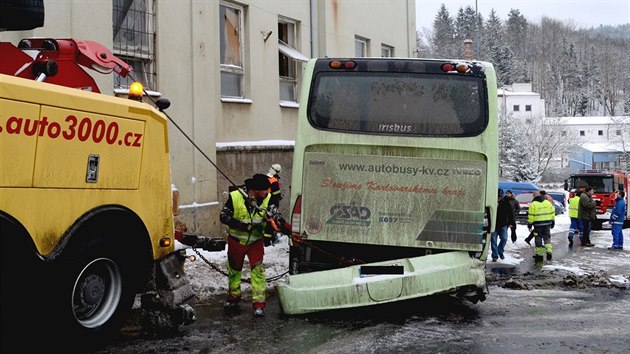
595 161 617 170
220 2 244 98
513 105 520 112
525 104 532 112
617 130 622 135
113 0 156 90
355 36 369 57
580 130 585 136
598 130 603 136
278 18 308 103
381 44 393 57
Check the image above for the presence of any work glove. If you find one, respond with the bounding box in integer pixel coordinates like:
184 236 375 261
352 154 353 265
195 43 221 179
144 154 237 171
236 222 252 232
263 233 279 247
550 221 555 229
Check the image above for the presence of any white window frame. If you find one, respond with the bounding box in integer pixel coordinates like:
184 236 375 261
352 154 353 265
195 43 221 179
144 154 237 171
220 2 245 99
355 36 369 57
381 44 393 57
278 17 308 106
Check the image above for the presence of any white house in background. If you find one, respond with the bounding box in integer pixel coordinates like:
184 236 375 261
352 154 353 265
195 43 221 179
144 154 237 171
546 116 630 172
497 83 546 119
559 116 630 144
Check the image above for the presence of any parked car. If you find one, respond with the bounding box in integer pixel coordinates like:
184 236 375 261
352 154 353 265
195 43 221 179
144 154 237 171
499 181 540 195
515 193 534 223
552 199 565 215
547 191 567 209
515 193 564 223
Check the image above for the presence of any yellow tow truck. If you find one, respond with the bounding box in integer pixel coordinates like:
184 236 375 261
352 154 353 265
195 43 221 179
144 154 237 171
0 2 223 351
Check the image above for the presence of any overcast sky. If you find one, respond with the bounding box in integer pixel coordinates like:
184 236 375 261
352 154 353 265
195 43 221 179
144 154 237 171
415 0 630 30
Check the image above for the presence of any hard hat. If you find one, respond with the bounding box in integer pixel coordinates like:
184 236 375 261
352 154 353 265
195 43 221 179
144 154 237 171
269 163 281 176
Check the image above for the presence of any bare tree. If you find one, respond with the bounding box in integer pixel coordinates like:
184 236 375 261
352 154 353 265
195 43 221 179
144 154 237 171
608 116 630 172
516 115 581 181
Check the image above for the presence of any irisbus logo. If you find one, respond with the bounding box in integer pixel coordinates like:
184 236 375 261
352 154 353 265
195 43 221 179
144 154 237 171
325 203 372 226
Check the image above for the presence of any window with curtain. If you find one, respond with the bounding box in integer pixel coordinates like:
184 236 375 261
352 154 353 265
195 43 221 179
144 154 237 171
113 0 156 90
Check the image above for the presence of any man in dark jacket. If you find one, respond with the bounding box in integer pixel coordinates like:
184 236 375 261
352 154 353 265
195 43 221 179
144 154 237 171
504 190 521 218
491 188 516 262
578 186 597 247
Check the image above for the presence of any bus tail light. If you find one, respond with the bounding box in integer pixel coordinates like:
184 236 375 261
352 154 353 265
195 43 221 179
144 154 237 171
456 63 471 73
291 195 304 243
441 62 471 73
329 60 357 70
441 63 455 72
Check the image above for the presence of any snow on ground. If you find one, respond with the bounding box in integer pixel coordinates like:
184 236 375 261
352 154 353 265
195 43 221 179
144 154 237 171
183 212 629 303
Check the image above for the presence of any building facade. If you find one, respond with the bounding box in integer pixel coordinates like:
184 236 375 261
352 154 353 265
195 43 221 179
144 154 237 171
561 116 630 172
2 0 416 234
497 83 546 120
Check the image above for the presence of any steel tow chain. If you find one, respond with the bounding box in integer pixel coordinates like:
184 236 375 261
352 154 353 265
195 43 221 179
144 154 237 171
191 246 289 283
290 233 365 266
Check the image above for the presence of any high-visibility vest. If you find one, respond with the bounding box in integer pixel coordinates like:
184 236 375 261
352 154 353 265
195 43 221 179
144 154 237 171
568 195 580 218
528 199 555 226
268 176 281 197
226 190 271 245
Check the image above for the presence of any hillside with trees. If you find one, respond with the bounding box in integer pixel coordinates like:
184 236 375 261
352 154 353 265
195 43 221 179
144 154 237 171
417 5 630 118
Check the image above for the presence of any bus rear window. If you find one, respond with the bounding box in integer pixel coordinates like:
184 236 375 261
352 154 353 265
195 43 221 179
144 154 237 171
308 72 487 136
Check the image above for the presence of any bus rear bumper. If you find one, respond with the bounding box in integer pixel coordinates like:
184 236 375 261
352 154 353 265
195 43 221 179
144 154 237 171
275 251 486 315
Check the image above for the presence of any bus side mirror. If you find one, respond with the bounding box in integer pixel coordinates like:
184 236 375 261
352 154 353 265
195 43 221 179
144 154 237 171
563 180 568 191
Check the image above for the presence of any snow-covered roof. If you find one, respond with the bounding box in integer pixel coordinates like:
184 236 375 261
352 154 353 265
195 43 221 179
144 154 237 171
497 89 540 97
551 116 630 125
581 142 625 153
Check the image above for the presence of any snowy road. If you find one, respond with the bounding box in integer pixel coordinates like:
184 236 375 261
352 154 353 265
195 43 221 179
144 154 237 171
94 214 630 354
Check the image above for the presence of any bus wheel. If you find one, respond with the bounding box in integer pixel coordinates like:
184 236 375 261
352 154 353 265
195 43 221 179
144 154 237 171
58 239 136 349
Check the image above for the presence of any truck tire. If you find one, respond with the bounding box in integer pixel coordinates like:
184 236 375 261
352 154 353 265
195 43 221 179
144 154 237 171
0 0 45 30
55 237 137 350
0 214 47 352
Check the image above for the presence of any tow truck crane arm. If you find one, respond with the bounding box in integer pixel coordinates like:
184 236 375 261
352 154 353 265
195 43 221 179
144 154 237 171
0 38 132 93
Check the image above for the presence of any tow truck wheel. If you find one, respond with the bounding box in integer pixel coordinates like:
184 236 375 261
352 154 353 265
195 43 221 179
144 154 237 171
58 238 136 349
71 257 123 329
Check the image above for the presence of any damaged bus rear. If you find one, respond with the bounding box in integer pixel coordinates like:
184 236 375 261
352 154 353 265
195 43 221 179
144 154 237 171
276 58 499 314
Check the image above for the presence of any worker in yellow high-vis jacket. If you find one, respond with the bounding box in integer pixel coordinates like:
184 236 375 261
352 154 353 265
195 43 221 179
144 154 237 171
567 190 583 247
527 191 556 262
220 174 271 317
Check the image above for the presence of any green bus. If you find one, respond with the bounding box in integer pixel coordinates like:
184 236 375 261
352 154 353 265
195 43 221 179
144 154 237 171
276 58 499 315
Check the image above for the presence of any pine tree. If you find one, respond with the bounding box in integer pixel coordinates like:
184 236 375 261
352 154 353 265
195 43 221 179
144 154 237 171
432 4 457 58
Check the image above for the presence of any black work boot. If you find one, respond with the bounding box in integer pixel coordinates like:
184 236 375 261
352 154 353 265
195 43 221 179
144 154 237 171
546 253 552 261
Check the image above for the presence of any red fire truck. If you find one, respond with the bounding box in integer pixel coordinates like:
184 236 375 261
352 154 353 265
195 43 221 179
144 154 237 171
564 170 630 229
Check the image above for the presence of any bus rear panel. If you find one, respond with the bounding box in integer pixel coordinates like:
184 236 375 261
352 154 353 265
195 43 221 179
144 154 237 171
277 58 498 314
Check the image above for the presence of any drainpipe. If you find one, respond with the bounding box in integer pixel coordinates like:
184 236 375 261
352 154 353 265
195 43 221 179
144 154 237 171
309 0 317 58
